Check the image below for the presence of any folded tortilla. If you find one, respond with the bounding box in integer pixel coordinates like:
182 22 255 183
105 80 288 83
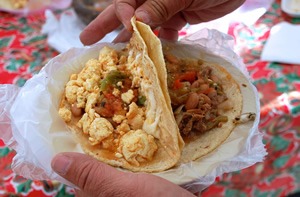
134 21 243 163
177 61 242 162
58 18 183 172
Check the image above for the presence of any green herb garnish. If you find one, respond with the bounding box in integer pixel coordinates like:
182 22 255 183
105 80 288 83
100 70 127 91
137 95 146 106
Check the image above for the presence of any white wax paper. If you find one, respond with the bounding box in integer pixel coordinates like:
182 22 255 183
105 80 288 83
0 29 266 193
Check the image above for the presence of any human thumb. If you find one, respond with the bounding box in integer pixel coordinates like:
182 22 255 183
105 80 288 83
51 152 137 196
135 0 191 27
51 152 195 197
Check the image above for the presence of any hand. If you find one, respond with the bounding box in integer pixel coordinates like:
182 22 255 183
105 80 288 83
79 0 245 44
51 152 195 197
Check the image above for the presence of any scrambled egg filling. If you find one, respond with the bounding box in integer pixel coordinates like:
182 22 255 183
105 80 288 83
59 46 158 165
119 130 158 166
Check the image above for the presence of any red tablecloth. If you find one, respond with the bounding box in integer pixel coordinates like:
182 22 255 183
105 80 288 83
1 0 300 196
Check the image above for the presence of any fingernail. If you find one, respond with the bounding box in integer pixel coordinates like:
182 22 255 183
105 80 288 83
52 154 72 176
135 10 151 24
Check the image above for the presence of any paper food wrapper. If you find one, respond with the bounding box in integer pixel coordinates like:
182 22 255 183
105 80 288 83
0 29 266 193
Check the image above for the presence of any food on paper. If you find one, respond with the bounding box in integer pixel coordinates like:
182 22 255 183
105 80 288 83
59 18 255 172
134 21 247 163
164 54 243 162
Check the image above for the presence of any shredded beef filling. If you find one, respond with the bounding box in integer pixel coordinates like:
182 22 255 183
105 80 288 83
165 54 230 136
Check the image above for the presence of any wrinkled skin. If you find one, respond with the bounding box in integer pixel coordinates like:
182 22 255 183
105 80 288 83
51 152 194 197
80 0 245 44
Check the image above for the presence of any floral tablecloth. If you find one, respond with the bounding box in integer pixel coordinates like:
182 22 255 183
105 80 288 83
1 0 300 196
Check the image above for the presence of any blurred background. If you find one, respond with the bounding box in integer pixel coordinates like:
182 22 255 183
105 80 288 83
0 0 300 196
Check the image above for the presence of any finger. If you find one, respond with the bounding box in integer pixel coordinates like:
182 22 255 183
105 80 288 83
51 152 136 196
75 189 88 197
158 13 186 41
79 4 121 45
184 0 230 10
183 0 245 24
51 152 194 197
158 28 178 41
113 28 132 43
114 0 137 31
135 0 190 27
204 0 245 19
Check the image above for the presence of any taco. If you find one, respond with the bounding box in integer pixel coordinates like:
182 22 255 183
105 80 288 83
58 18 183 172
134 21 243 163
165 55 243 162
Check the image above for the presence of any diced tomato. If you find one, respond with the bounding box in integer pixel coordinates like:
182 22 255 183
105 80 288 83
122 78 132 93
102 91 126 116
180 71 197 82
97 104 114 118
173 71 197 89
132 89 139 103
112 99 123 112
173 79 183 89
104 93 115 100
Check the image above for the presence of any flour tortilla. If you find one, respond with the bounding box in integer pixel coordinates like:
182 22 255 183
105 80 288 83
59 18 183 172
134 21 185 152
135 21 242 163
178 62 242 162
